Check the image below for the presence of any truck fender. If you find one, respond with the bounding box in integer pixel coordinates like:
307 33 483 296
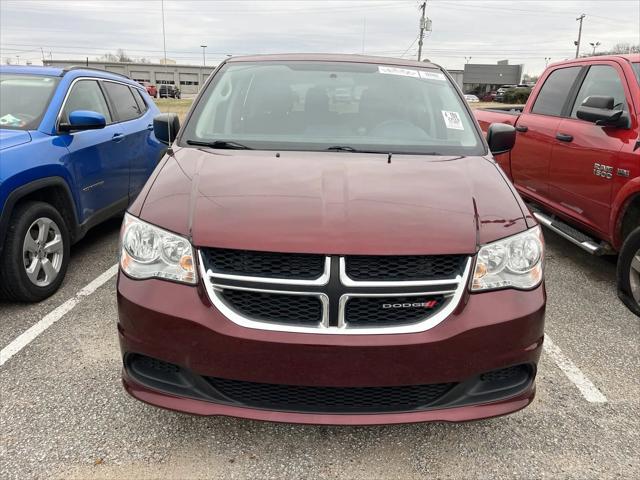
610 178 640 249
0 176 81 253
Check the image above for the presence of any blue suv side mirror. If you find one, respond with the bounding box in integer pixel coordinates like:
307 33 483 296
59 110 107 132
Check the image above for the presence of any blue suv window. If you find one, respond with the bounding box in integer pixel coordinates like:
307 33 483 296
61 79 112 124
103 81 142 122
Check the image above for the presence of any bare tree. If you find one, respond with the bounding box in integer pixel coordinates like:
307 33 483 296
584 43 639 57
95 49 133 63
116 49 131 62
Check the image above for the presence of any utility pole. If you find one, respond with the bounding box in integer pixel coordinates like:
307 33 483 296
40 47 45 65
417 1 426 61
575 14 585 58
200 45 207 66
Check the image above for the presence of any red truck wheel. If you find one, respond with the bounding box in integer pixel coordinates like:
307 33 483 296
617 227 640 317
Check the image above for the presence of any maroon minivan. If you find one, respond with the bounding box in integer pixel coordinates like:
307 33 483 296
117 54 546 425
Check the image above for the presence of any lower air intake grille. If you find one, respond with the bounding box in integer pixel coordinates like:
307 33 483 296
345 254 466 281
345 295 447 326
207 377 456 413
218 289 323 325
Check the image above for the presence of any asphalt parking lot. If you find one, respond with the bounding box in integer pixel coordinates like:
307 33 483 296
1 217 638 480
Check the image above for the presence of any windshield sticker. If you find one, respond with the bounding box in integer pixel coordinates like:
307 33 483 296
419 70 446 81
378 66 420 78
0 114 23 127
441 111 464 130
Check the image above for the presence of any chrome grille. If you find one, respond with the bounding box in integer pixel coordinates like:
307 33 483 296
200 249 471 335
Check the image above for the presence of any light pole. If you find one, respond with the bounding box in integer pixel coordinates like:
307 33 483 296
465 56 472 64
589 41 600 55
200 45 207 92
200 45 207 66
545 57 551 67
574 13 586 58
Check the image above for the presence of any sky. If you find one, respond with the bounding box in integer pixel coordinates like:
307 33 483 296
1 0 639 75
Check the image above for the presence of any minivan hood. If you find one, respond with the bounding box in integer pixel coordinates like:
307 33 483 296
137 148 528 255
0 129 32 150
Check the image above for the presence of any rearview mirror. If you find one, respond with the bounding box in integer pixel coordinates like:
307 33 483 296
576 95 630 128
59 110 106 132
486 123 516 155
153 113 180 144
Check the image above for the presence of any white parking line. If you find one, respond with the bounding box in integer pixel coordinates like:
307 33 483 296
0 264 118 367
543 334 607 403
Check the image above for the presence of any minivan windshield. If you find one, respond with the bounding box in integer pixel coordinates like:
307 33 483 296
181 61 484 155
0 74 59 130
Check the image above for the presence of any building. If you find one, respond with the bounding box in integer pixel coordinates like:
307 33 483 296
461 61 523 94
44 58 523 97
43 59 216 95
444 69 464 89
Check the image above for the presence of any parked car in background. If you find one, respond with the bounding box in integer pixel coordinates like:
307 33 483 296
118 54 545 425
480 91 497 102
139 82 157 98
158 84 181 99
475 54 640 315
464 94 479 103
0 66 165 301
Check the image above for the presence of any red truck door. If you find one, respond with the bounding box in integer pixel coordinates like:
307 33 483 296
511 66 583 200
548 62 633 236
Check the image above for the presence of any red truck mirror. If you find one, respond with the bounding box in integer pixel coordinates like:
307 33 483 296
486 123 516 155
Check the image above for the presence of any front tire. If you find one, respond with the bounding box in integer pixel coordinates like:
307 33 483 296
0 201 70 302
617 226 640 317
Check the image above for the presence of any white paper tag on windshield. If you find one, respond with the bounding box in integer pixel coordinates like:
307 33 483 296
378 66 420 78
442 111 464 130
419 70 446 81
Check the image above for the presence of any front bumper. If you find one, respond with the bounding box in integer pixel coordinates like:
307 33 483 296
117 272 545 424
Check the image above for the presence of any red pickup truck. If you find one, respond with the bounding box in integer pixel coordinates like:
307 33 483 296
475 54 640 315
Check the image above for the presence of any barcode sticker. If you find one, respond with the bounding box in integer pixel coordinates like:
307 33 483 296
442 111 464 130
378 66 420 78
419 70 446 81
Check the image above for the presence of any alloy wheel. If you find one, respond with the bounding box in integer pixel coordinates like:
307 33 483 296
22 217 64 287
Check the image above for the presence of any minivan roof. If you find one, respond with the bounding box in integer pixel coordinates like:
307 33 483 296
226 53 441 70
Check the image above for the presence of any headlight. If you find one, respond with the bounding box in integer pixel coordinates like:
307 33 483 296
120 213 196 284
472 226 544 291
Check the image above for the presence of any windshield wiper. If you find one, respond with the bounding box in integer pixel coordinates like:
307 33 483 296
186 139 252 150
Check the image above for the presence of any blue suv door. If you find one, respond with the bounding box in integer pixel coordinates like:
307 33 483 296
59 79 129 219
101 82 157 201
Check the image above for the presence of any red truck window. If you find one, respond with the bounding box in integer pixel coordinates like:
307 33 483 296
531 67 581 117
570 65 628 117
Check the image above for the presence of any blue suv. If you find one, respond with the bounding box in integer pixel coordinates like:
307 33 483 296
0 66 165 301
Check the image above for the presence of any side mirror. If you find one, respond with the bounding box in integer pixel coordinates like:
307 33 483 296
486 123 516 155
576 95 630 128
59 110 106 132
153 113 180 144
